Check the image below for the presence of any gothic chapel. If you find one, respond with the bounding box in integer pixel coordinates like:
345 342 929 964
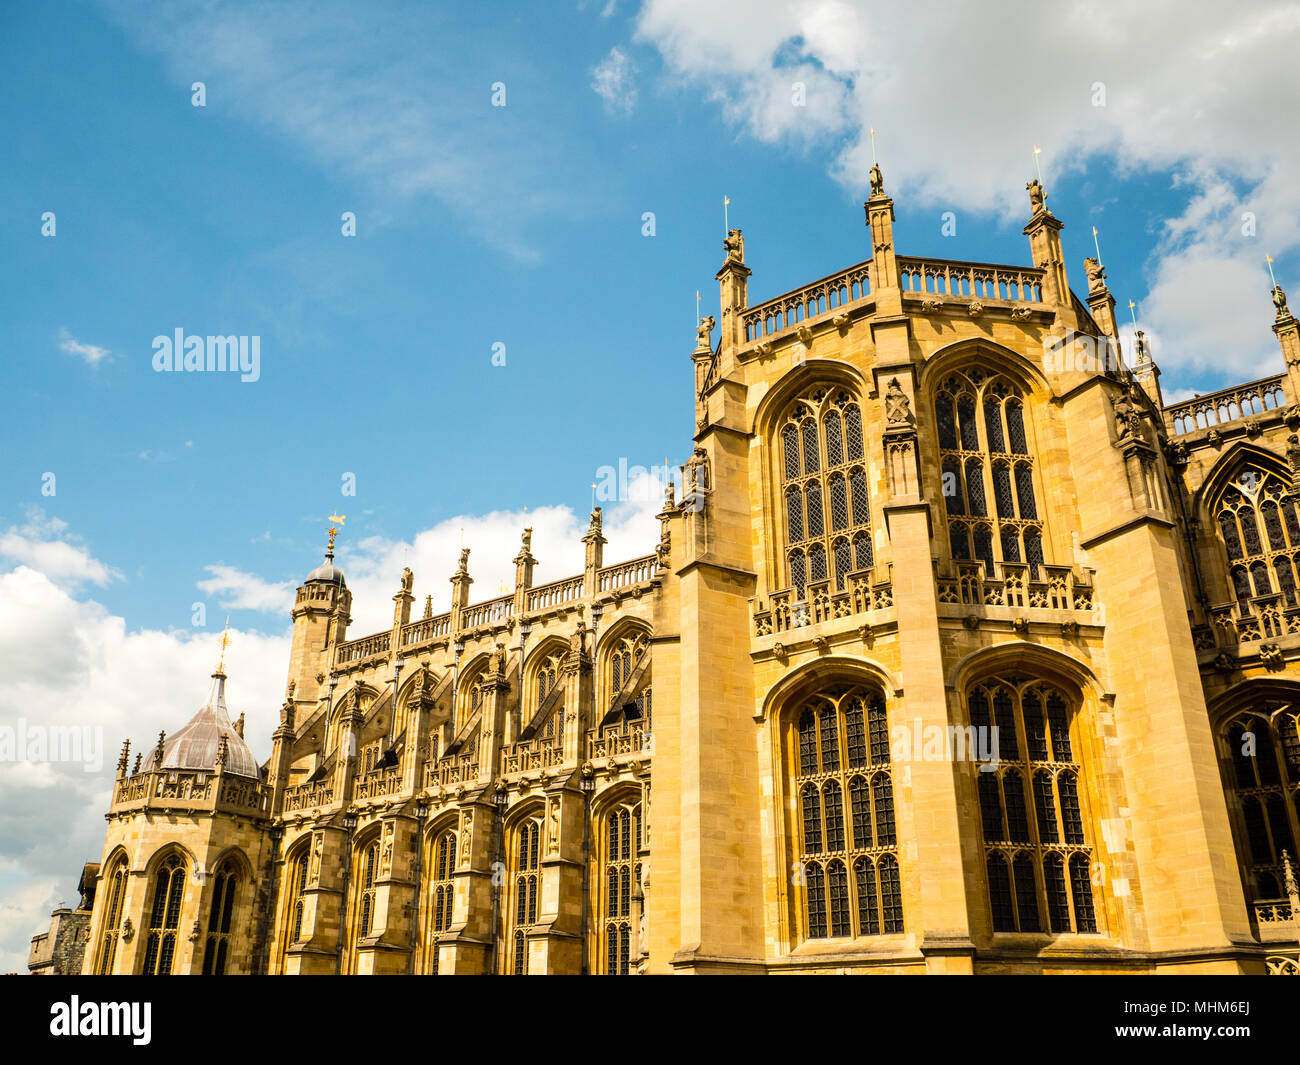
61 168 1300 975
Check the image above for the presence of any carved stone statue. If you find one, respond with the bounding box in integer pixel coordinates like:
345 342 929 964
1287 434 1300 483
1027 178 1046 214
521 527 533 553
696 315 715 351
589 507 602 533
400 566 413 593
459 812 473 866
1113 389 1144 440
685 447 711 492
723 228 744 263
1274 284 1291 320
1083 256 1107 295
1134 329 1150 365
869 163 884 197
884 378 912 426
457 548 470 574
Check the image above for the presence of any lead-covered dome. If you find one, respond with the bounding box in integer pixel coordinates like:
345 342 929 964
306 543 345 585
160 671 260 779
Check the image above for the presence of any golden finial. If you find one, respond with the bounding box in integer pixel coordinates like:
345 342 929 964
1268 255 1279 287
327 513 345 553
217 617 230 673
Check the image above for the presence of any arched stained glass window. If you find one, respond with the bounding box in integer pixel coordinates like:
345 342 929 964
602 799 642 975
1219 705 1300 901
141 853 186 975
202 859 239 975
779 387 873 599
1214 468 1300 610
936 371 1045 578
426 829 456 974
96 859 128 974
967 678 1100 935
508 818 541 974
792 687 902 942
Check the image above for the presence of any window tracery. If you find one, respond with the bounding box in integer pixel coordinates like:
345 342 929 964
779 387 873 600
282 847 309 967
935 370 1043 577
1213 467 1300 608
202 859 239 975
141 852 186 975
968 677 1098 934
508 818 541 974
96 858 128 974
601 799 642 974
792 686 901 941
427 829 456 973
1221 704 1300 900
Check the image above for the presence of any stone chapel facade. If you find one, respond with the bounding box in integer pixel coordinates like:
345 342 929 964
59 168 1300 975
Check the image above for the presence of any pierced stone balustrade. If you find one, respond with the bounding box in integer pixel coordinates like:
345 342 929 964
1210 593 1300 646
353 766 403 801
500 738 565 775
526 575 584 612
598 553 658 592
1165 373 1288 436
743 260 872 343
400 612 451 649
283 780 334 812
587 724 649 761
898 256 1044 304
336 631 390 665
424 754 478 788
460 594 513 630
752 570 891 636
935 561 1094 614
1254 899 1298 943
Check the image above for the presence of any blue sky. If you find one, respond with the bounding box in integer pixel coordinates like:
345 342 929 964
1 0 1297 968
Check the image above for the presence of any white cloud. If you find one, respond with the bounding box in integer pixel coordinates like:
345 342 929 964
197 564 296 614
0 562 290 972
332 475 665 635
0 485 664 969
592 46 638 115
633 0 1300 389
57 328 110 368
0 508 119 589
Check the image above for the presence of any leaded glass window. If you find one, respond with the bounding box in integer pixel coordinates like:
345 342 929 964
968 677 1099 935
508 818 541 974
936 371 1045 577
1214 468 1300 609
793 687 902 942
141 853 186 975
96 859 128 974
1220 705 1300 901
356 840 379 943
202 859 239 975
602 800 642 975
780 387 873 598
427 829 456 974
